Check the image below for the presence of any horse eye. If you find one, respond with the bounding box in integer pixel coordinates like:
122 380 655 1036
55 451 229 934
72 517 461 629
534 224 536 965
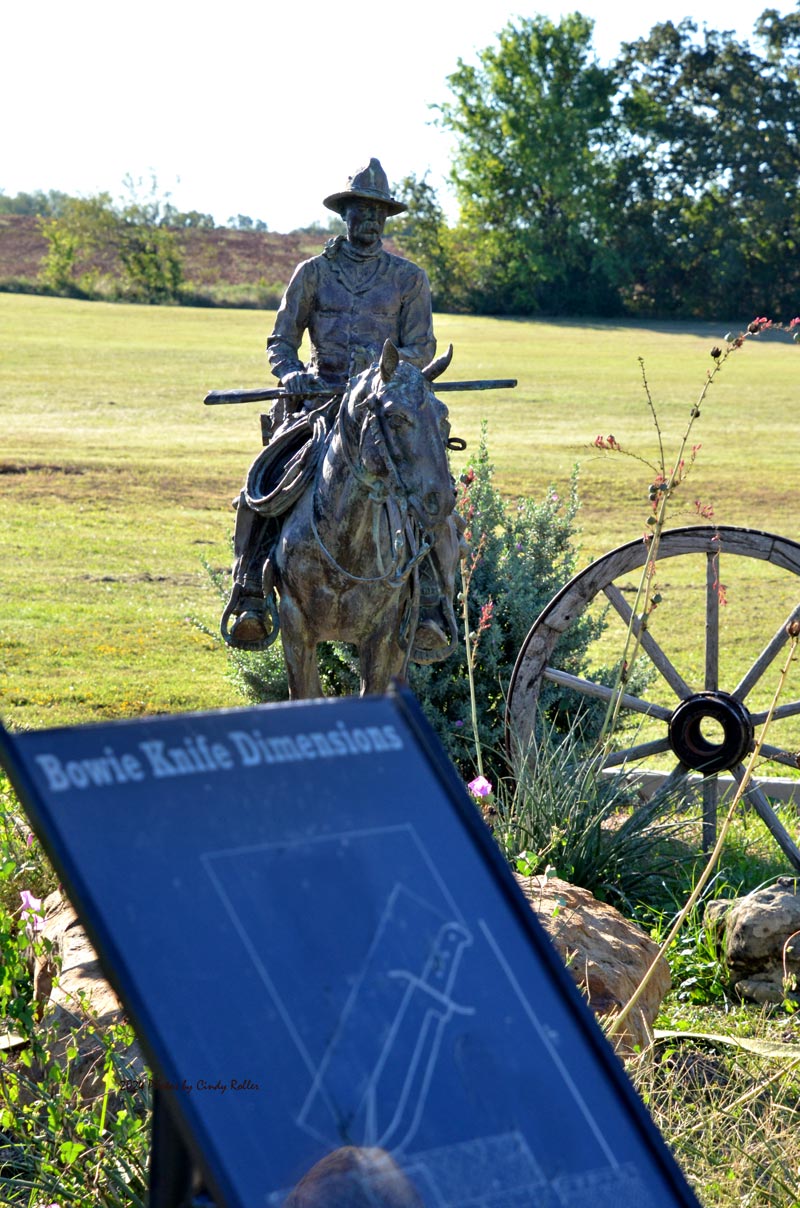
386 412 409 431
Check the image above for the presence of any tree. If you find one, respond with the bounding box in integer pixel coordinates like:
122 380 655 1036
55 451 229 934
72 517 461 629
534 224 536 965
37 181 184 302
437 14 620 314
227 214 269 232
611 15 800 315
39 194 117 293
161 204 216 229
0 189 73 217
386 173 461 309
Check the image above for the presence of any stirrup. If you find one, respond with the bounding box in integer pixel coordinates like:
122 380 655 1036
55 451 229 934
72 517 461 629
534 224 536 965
220 586 280 651
409 619 458 666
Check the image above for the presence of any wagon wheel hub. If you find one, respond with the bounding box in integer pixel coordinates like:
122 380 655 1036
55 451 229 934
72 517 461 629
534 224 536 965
667 691 754 774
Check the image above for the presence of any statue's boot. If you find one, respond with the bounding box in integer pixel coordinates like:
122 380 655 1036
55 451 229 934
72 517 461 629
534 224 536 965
229 557 278 645
227 582 274 647
411 602 458 665
408 517 461 664
222 497 278 649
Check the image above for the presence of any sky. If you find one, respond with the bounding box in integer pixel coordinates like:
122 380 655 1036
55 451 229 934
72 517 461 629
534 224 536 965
4 0 797 233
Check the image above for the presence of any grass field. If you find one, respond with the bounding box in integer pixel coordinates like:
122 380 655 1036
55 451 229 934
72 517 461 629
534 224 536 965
1 293 799 734
3 294 800 1206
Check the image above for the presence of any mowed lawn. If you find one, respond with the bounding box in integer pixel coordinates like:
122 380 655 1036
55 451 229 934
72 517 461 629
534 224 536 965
1 292 799 736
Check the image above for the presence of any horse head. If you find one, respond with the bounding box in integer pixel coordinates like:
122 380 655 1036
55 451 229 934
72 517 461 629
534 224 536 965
342 341 456 529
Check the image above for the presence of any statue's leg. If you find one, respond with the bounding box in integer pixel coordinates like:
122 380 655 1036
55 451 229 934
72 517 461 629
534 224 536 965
279 595 324 700
223 494 278 647
410 517 461 665
358 615 409 695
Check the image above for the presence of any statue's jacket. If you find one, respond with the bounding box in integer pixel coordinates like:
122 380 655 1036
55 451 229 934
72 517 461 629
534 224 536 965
267 237 436 389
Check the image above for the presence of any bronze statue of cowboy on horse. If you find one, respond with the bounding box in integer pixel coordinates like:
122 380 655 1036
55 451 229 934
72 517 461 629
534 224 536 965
206 160 514 697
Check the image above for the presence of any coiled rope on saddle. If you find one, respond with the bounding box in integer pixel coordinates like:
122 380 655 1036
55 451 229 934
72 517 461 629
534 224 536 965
244 404 332 517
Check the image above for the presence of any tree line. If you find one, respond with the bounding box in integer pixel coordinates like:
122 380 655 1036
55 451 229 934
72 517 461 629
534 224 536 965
391 8 800 319
5 9 799 317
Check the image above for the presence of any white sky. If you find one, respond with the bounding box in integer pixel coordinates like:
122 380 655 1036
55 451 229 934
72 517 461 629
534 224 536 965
3 0 796 232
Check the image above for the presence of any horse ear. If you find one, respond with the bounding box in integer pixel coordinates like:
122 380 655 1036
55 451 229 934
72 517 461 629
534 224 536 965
422 343 453 382
379 340 400 382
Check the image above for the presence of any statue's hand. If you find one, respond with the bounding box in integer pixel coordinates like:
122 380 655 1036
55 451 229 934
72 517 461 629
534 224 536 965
281 371 319 396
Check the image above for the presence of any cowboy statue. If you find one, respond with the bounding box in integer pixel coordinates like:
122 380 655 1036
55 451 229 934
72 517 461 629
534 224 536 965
223 159 460 663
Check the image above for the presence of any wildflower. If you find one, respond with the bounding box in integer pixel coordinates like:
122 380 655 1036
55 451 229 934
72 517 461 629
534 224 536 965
467 774 493 798
710 346 722 359
26 832 34 848
477 599 494 638
20 889 45 935
789 317 800 329
455 719 464 728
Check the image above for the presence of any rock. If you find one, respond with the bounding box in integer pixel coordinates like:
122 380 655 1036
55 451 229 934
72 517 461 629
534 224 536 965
706 876 800 1005
514 873 670 1056
29 889 145 1099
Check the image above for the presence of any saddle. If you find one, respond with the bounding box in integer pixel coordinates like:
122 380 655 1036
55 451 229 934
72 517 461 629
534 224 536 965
244 399 334 519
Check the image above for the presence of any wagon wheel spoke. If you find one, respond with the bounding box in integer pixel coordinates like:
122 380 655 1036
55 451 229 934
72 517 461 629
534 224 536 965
749 699 800 725
602 737 673 769
730 764 800 870
542 667 673 721
650 760 693 807
603 584 692 700
705 551 720 693
733 600 800 702
754 742 800 771
701 775 718 854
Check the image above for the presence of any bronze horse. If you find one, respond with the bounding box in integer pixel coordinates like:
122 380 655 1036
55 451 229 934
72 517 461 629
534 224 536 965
270 340 458 699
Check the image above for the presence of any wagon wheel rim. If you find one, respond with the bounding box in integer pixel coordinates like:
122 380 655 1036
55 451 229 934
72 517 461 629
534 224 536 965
506 525 800 870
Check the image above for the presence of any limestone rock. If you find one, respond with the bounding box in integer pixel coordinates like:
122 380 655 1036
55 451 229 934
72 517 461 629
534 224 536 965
706 876 800 1005
514 873 670 1056
30 889 145 1098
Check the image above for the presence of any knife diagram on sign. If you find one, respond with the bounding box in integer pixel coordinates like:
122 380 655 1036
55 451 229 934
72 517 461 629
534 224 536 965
298 885 474 1153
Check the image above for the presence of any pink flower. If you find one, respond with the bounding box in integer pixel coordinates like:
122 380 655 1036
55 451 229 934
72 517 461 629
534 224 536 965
19 889 44 934
467 775 493 798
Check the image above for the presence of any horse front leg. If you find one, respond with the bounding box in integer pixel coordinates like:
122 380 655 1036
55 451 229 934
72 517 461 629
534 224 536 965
279 596 324 700
358 627 407 696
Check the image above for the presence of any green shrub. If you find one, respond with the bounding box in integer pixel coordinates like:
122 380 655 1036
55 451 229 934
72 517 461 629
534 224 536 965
409 429 599 774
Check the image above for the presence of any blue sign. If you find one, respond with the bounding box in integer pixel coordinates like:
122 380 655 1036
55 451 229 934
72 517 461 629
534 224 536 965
0 688 699 1207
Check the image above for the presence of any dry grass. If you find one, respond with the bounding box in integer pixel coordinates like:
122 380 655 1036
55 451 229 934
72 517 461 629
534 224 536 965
631 1011 800 1204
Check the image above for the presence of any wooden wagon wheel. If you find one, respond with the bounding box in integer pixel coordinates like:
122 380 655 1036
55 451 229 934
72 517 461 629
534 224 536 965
506 525 800 871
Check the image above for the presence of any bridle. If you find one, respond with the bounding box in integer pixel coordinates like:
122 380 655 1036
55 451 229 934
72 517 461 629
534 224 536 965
309 371 438 587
